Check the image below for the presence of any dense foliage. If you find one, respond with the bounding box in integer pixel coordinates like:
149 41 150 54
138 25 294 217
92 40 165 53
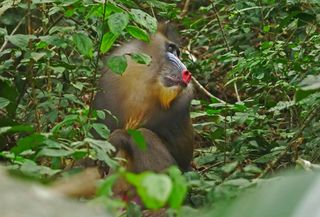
0 0 320 216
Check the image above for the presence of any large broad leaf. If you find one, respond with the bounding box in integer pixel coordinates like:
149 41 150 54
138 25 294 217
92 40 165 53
37 148 74 157
167 167 188 209
100 32 118 54
127 25 149 42
130 9 157 33
0 125 34 135
92 123 110 139
126 172 173 209
108 12 129 35
5 34 35 49
72 32 93 58
11 134 46 154
106 55 127 74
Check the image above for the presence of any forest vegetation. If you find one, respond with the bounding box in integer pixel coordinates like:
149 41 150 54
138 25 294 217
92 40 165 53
0 0 320 216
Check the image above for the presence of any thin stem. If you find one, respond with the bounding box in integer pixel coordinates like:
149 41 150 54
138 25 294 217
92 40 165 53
212 2 241 102
26 0 40 131
88 0 109 118
0 15 26 52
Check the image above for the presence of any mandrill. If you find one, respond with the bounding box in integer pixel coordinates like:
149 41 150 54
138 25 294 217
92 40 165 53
93 24 194 173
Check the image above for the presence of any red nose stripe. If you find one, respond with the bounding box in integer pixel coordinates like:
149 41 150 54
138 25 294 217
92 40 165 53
182 70 192 84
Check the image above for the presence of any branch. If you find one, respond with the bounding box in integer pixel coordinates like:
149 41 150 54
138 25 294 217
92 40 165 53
191 77 226 104
180 0 191 17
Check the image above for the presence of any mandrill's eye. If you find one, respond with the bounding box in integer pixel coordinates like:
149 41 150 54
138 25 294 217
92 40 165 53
167 43 180 58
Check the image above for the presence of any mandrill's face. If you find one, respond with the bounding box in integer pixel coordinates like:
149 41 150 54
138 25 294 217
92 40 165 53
160 42 192 88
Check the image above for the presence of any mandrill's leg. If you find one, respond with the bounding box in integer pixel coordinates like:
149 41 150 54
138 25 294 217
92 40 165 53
109 128 176 173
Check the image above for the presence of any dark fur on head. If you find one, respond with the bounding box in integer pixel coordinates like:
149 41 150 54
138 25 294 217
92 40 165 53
157 22 180 46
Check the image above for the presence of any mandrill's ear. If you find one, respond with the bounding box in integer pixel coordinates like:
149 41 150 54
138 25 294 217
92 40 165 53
157 22 180 45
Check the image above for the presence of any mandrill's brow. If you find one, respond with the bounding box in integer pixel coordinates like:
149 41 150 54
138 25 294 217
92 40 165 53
166 42 180 57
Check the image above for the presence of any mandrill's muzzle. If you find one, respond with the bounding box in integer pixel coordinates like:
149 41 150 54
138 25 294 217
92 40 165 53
165 52 192 88
182 69 192 86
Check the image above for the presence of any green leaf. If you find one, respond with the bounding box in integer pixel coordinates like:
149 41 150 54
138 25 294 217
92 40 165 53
167 167 188 209
10 125 34 133
100 32 118 54
30 52 46 61
105 2 124 14
0 97 10 109
268 101 295 112
106 55 127 74
299 75 320 91
0 27 7 35
64 93 85 106
85 138 117 168
96 110 106 120
72 32 93 58
221 162 238 173
0 127 11 135
92 123 110 139
51 115 78 134
5 34 35 49
222 178 251 187
127 129 147 151
126 172 172 209
32 0 59 3
0 125 34 135
39 35 67 48
263 25 270 33
127 25 149 42
130 9 157 33
130 53 152 65
19 160 60 177
97 173 119 197
37 148 74 157
11 134 46 155
243 164 263 174
108 12 129 35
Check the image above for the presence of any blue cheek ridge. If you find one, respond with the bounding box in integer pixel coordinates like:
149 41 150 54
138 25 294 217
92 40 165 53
165 52 187 72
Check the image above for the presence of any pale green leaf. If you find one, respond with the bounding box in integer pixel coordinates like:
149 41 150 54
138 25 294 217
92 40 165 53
127 25 149 42
72 32 93 58
130 53 152 65
100 32 118 53
108 12 129 35
106 55 127 74
130 9 157 33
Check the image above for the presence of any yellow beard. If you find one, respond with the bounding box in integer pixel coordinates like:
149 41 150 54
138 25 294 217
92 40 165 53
122 75 182 129
158 85 181 109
